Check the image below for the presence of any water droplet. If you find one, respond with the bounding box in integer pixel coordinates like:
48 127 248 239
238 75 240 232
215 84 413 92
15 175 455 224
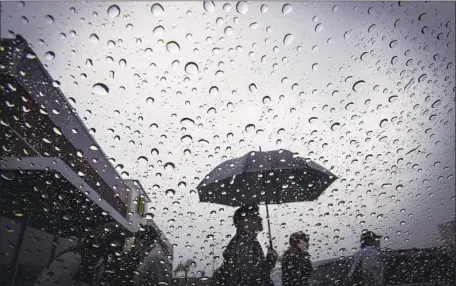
181 135 193 143
418 74 427 83
185 62 199 75
245 124 256 132
389 40 398 48
164 162 175 171
45 51 55 60
388 95 398 103
165 189 176 197
45 15 54 24
160 42 179 56
89 34 99 43
223 3 232 12
236 1 248 15
282 3 292 14
283 34 294 45
249 83 257 93
379 119 389 128
260 4 268 13
21 16 29 24
92 83 109 95
151 3 164 16
209 86 219 96
344 102 354 111
331 122 341 131
107 5 121 18
262 96 271 104
153 25 164 36
352 80 365 92
249 22 259 29
203 1 215 13
224 26 233 36
315 23 323 32
431 100 441 108
53 127 62 136
311 63 318 71
119 59 127 67
151 148 159 156
309 117 318 123
137 156 148 163
418 13 428 21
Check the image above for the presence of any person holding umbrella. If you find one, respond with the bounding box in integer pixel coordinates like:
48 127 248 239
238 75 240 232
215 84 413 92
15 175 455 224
281 231 313 286
211 204 277 286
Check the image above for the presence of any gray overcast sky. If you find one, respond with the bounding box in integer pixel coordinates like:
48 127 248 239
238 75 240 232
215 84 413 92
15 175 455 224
2 1 455 276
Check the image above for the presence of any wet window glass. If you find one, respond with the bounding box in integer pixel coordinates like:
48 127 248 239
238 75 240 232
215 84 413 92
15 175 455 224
1 1 455 286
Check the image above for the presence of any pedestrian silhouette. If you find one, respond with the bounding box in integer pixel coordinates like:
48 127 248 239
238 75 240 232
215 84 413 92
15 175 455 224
282 231 313 286
211 204 277 286
348 230 385 286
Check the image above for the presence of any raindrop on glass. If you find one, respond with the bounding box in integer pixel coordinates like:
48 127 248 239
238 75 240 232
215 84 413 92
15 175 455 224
352 80 365 92
166 41 180 53
245 124 256 132
224 26 233 36
331 122 341 131
315 23 323 32
165 189 176 197
379 119 389 128
185 62 199 75
209 86 219 96
418 74 427 83
429 100 442 110
282 3 292 15
153 25 164 36
107 4 121 18
249 22 259 29
249 83 257 93
164 162 175 171
45 15 54 24
151 3 165 16
203 1 215 13
89 33 99 43
45 51 55 60
283 34 294 45
260 4 268 13
236 1 248 15
389 40 398 48
223 3 232 12
92 83 109 95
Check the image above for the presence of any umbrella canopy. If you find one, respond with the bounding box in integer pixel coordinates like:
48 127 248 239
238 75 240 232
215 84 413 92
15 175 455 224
198 149 337 207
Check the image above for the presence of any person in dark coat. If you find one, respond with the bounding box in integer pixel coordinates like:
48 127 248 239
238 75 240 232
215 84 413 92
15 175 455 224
348 230 384 286
281 231 313 286
211 204 277 286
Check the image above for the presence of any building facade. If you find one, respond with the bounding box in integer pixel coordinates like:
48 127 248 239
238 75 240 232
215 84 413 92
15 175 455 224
0 35 172 285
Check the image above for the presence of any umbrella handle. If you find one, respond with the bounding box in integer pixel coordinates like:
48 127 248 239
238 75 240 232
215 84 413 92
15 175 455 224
265 201 273 249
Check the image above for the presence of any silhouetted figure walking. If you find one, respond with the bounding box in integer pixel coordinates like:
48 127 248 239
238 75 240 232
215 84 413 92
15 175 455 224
348 230 384 286
211 205 277 286
282 231 313 286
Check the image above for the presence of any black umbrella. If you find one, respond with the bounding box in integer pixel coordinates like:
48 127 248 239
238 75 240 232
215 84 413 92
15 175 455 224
197 149 337 248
